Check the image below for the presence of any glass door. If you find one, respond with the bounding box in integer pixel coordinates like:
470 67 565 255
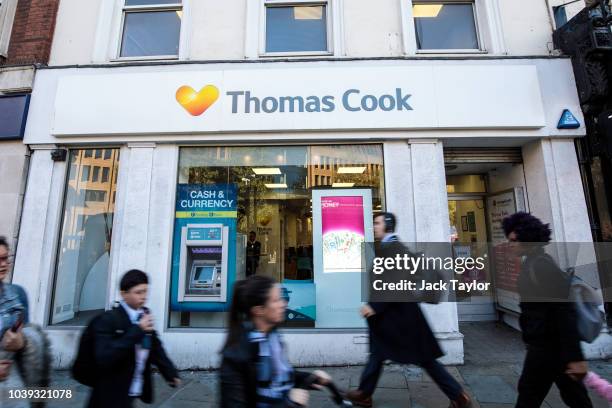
448 197 496 321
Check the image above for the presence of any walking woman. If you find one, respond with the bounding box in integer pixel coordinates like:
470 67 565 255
220 275 330 407
502 213 593 407
0 237 51 407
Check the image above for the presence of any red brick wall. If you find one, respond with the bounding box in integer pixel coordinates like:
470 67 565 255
1 0 60 65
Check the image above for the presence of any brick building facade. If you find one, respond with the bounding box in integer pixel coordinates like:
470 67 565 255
0 0 59 271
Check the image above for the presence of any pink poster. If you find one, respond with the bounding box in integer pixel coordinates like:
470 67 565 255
321 196 365 273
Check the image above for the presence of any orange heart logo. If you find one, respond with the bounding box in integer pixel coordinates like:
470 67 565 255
175 85 219 116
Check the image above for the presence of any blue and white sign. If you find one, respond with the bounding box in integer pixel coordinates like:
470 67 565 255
171 183 238 312
176 184 237 217
558 109 581 129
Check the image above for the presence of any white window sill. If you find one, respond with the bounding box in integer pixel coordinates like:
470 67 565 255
110 55 180 63
259 50 334 58
415 49 488 55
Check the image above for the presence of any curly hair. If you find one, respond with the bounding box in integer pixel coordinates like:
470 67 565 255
502 212 552 243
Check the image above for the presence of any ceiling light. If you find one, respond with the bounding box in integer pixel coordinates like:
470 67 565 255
265 183 288 189
332 183 355 188
338 166 366 174
412 4 443 18
253 168 281 175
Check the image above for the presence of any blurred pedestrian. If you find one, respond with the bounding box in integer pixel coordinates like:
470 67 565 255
220 275 331 407
84 269 180 408
346 213 472 408
503 212 593 408
0 236 51 408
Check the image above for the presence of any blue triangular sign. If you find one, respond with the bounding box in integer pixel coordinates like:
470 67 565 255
558 109 580 129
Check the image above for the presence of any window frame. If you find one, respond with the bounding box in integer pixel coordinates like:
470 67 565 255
400 0 506 55
114 0 185 61
259 0 335 58
412 0 484 53
47 147 122 328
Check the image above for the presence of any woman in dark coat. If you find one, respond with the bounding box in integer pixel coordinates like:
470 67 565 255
346 212 471 408
503 212 592 408
220 275 330 407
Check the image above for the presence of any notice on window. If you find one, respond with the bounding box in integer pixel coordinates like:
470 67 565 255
321 196 365 273
486 187 526 314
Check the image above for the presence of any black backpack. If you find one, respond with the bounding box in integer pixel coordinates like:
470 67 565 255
71 314 102 386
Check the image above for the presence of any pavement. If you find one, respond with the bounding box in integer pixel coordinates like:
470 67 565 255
34 323 612 407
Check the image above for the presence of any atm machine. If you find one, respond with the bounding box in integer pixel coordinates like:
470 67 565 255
178 223 229 302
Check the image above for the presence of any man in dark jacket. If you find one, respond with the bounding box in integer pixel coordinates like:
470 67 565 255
246 231 261 277
502 212 592 408
347 213 471 408
87 269 180 408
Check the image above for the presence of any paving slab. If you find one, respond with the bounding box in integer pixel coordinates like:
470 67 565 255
462 374 517 404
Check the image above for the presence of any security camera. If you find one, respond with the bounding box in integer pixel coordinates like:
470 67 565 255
50 149 68 162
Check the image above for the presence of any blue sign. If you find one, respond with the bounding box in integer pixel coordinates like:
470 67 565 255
0 95 30 140
176 184 237 216
558 109 580 129
171 183 238 312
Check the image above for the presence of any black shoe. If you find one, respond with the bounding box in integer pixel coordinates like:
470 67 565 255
345 390 373 407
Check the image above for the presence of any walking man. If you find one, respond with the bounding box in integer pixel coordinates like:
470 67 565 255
346 212 472 408
246 231 261 277
86 269 180 407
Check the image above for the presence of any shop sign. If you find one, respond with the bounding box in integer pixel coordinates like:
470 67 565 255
175 184 237 218
51 65 547 136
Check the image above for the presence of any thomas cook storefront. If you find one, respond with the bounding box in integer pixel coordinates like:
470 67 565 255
14 58 601 369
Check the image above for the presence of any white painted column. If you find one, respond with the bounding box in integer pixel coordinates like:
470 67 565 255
109 143 156 303
522 138 612 359
383 140 463 364
144 145 178 329
12 146 66 325
522 138 591 243
383 140 416 242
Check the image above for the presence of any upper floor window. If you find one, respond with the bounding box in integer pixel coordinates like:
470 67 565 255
263 0 332 55
119 0 182 59
413 1 480 51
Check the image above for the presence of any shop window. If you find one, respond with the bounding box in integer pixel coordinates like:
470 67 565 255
119 0 182 59
413 1 480 51
49 149 120 326
84 149 92 158
172 145 385 329
264 1 330 54
103 149 112 160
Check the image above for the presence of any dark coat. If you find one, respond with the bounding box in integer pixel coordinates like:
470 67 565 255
219 328 310 408
367 237 443 364
87 305 179 408
518 250 584 363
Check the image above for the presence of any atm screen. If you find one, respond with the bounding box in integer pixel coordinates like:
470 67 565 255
194 266 215 283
